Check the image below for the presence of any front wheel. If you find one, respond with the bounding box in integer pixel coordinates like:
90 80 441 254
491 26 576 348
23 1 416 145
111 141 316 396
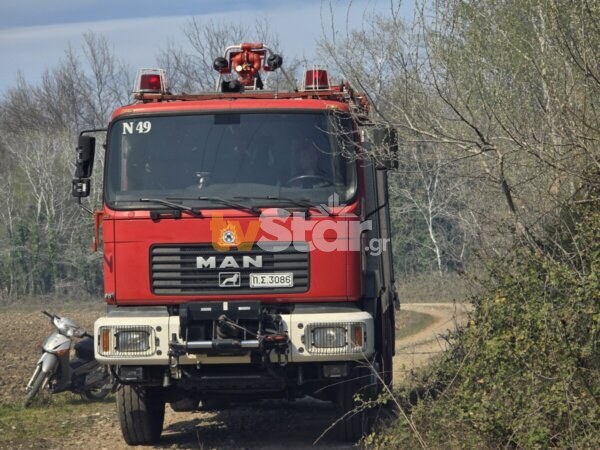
335 365 374 442
378 309 394 391
117 384 165 445
23 366 50 407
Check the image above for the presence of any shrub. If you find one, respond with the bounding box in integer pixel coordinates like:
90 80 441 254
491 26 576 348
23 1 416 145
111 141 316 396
374 210 600 448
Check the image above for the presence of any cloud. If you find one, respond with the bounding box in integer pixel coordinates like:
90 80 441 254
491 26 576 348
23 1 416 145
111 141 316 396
0 0 387 94
0 16 188 92
0 0 252 27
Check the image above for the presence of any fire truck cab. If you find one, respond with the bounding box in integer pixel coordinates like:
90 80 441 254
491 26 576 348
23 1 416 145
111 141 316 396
73 42 398 445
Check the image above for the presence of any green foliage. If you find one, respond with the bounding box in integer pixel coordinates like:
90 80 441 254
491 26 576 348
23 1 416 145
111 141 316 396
374 208 600 448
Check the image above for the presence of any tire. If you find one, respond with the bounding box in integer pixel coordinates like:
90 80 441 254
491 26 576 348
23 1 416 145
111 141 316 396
81 386 111 401
117 384 165 445
379 309 394 391
335 366 374 442
23 367 50 407
80 366 112 401
170 397 199 412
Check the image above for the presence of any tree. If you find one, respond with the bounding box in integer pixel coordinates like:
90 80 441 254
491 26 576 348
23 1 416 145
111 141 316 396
320 0 600 274
0 32 129 299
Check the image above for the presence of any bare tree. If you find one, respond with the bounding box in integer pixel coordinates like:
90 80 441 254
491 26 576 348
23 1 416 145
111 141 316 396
0 32 130 133
0 32 125 298
319 0 600 274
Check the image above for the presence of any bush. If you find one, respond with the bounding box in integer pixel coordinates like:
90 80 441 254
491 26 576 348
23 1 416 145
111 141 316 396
374 210 600 448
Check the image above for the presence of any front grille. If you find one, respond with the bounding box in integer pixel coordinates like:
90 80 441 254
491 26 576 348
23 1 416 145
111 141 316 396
150 242 309 295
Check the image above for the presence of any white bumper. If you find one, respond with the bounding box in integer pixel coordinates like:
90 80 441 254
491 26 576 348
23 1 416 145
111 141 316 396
94 308 374 365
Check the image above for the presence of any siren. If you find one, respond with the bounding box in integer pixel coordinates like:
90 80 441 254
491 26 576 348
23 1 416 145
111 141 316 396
133 68 169 95
302 65 330 91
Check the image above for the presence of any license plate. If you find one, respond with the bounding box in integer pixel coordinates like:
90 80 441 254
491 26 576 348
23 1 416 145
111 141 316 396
249 272 294 288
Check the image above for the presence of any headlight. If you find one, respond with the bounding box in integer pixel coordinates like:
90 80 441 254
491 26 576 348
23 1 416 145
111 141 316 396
312 326 347 348
304 322 367 355
66 326 86 337
116 330 150 352
56 317 85 337
97 325 155 357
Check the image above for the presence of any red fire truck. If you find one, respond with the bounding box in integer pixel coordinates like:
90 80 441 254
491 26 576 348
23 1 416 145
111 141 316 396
72 42 398 445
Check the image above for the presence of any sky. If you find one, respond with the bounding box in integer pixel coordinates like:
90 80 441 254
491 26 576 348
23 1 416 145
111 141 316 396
0 0 396 95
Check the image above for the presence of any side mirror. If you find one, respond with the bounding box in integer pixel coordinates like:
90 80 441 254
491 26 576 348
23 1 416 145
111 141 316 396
75 135 95 179
71 179 91 198
370 127 399 170
72 135 95 198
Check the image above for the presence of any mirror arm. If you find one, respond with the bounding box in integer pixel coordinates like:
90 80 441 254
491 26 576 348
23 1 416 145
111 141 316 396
77 197 93 215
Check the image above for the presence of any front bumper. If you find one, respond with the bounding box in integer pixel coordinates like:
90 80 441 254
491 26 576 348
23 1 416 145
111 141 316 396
94 304 374 365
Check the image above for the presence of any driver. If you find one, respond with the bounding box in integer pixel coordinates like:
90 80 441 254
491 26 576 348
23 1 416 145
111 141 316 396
289 142 332 188
295 142 320 175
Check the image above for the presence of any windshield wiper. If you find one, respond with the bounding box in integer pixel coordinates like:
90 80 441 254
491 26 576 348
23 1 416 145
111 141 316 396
233 196 332 216
167 196 261 216
139 198 203 217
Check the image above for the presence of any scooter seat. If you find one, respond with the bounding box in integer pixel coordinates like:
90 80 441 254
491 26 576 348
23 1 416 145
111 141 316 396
69 357 89 370
75 337 94 361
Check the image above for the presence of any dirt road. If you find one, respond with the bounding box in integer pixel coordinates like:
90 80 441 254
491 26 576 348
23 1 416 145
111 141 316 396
1 303 468 449
393 302 470 382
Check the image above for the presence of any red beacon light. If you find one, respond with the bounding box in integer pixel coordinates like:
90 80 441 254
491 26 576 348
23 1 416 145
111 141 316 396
133 68 169 95
302 65 330 91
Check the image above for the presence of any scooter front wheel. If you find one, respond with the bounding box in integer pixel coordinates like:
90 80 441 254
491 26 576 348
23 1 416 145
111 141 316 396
23 367 50 407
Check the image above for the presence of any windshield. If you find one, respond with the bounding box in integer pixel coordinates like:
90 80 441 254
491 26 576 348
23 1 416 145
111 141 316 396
105 112 357 208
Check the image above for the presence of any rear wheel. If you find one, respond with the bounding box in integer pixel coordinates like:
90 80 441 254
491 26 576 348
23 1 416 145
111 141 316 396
80 366 112 401
81 386 111 401
335 365 374 442
117 384 165 445
170 397 199 412
23 367 50 407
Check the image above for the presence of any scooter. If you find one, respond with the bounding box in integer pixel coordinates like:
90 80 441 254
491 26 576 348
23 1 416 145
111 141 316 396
24 311 113 407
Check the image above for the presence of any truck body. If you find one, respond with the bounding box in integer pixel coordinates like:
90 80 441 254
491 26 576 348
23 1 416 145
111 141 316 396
73 43 398 445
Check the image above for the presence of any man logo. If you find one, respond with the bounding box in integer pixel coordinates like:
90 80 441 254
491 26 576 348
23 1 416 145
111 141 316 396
196 255 263 269
219 272 240 287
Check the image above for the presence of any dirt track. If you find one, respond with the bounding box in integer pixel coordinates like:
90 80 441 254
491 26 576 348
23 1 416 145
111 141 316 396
393 303 470 382
1 303 468 449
